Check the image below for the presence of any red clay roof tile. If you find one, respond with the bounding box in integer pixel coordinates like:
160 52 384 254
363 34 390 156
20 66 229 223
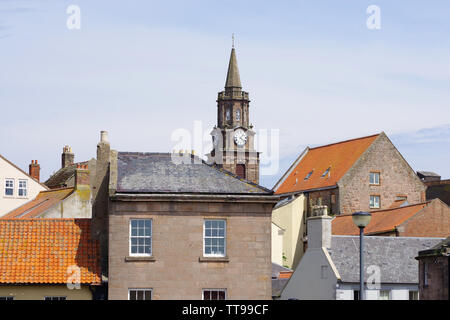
0 219 101 285
275 134 379 194
332 202 429 235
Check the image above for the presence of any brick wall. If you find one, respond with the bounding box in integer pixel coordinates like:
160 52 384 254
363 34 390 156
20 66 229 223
108 200 273 300
418 256 449 300
338 133 426 215
397 199 450 237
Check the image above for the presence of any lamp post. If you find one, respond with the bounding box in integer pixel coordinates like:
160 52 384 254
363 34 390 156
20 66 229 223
352 211 372 300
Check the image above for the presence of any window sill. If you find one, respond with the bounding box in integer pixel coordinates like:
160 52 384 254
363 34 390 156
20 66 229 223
199 256 229 263
125 256 156 262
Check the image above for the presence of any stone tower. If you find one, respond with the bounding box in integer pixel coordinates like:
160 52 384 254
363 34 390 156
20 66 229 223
208 46 260 184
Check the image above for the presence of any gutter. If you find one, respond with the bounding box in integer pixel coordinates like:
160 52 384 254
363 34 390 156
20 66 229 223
111 193 280 203
275 185 338 197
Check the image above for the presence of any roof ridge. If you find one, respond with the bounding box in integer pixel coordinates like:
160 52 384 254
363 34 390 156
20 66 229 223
333 201 430 218
309 133 380 151
0 154 49 190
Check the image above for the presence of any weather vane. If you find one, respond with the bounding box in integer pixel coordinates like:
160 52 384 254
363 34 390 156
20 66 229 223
232 33 235 48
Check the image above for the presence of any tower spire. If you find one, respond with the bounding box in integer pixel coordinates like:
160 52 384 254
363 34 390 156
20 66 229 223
225 43 242 90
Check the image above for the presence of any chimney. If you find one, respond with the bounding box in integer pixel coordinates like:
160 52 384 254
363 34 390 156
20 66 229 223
29 160 40 182
62 145 74 168
75 163 90 187
306 212 332 250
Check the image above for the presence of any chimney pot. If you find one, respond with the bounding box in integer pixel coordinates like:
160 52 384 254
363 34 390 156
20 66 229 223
100 131 109 143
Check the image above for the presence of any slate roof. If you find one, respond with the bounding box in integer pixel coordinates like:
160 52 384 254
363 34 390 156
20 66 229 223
332 202 430 236
45 161 87 189
2 188 74 219
329 235 443 284
275 134 379 194
417 236 450 257
0 219 101 284
116 152 272 194
272 263 293 297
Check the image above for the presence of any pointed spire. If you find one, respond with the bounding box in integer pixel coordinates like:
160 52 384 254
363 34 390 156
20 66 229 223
225 47 242 90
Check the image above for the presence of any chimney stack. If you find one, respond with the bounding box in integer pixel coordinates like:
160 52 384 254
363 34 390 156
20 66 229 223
75 163 90 187
306 212 332 250
29 160 40 182
62 145 74 168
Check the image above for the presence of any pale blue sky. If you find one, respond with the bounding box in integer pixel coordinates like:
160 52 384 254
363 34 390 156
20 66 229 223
1 0 449 188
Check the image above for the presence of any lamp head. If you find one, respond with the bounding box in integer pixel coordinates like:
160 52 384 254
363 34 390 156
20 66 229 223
352 211 372 228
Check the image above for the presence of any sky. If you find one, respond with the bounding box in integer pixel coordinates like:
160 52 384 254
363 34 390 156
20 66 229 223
1 0 449 189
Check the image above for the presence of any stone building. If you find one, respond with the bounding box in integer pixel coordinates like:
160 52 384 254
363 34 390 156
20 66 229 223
271 133 427 270
106 151 278 300
416 237 449 300
274 132 426 216
207 46 260 184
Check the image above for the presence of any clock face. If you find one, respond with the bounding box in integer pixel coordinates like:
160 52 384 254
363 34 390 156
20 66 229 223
234 128 247 147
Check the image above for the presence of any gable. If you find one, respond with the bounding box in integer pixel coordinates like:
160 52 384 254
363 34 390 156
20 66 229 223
0 155 48 190
274 134 379 194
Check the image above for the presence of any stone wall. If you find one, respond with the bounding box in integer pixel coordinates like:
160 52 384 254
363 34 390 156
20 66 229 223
418 256 449 300
108 199 273 300
338 133 426 215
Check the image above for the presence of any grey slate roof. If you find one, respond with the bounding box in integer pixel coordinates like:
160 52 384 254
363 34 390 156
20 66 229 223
44 161 87 188
272 263 292 298
116 152 272 194
329 235 443 284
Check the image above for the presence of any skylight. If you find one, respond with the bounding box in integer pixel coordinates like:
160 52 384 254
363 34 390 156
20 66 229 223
304 170 313 180
321 167 331 178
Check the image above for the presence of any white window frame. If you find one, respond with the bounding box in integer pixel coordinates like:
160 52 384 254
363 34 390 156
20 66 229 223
18 179 27 197
378 290 391 300
370 195 380 209
129 219 152 257
5 178 14 197
203 219 226 257
369 172 380 185
202 289 226 300
128 288 152 300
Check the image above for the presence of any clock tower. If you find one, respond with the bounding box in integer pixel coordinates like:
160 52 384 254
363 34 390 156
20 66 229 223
208 46 260 184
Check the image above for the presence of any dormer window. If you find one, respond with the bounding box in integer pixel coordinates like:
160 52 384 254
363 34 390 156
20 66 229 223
321 167 331 178
304 170 313 180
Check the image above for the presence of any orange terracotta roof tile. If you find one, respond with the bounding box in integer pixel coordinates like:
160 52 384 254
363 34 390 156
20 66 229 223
0 219 101 285
2 188 74 219
332 202 429 236
275 134 379 194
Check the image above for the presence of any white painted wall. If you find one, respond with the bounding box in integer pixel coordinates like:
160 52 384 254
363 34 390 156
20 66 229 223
271 223 284 266
272 194 307 269
0 156 46 216
337 284 418 300
281 247 339 300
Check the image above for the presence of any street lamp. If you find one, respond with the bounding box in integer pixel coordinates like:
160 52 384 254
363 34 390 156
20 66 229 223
352 211 372 300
